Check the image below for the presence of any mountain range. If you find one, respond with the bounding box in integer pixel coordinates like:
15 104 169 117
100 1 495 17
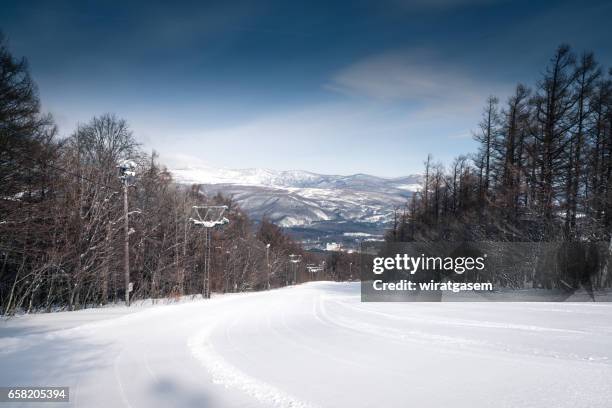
171 166 421 248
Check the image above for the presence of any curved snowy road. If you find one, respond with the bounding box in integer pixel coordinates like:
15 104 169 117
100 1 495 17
1 282 612 408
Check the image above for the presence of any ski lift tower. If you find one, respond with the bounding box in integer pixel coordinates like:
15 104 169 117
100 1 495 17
289 254 302 285
306 263 324 281
190 205 229 299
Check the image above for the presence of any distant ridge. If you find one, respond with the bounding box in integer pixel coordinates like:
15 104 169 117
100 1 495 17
172 166 421 191
171 166 421 246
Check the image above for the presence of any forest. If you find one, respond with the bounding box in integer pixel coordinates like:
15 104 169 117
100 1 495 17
0 34 358 314
389 45 611 243
385 45 612 291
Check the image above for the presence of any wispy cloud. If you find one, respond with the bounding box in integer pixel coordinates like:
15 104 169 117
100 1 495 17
328 50 508 110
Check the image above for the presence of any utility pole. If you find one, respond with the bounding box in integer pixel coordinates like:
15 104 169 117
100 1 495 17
289 254 301 285
118 160 136 307
285 261 289 286
123 180 130 306
266 243 271 289
224 249 231 293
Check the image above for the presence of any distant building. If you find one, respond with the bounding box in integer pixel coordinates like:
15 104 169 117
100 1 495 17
326 242 342 252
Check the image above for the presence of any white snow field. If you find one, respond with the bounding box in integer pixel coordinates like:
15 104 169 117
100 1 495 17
1 282 612 408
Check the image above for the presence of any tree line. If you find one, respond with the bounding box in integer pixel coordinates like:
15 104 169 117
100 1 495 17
389 45 611 243
385 45 612 291
0 34 323 314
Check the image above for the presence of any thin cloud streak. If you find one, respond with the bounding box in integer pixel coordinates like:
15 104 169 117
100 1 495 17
328 50 510 108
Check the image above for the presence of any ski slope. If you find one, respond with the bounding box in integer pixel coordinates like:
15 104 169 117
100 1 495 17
1 282 611 408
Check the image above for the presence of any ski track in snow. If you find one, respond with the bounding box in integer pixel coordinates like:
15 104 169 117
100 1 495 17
114 351 135 408
1 282 612 408
188 321 317 408
318 295 610 363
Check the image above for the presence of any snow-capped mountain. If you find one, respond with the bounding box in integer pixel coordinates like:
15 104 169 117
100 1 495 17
171 166 421 246
172 166 420 192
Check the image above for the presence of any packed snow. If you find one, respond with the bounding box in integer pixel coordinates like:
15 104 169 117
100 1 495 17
1 282 611 407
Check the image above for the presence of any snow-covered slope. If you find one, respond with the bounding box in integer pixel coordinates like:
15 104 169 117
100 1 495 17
2 283 611 408
172 166 324 188
172 165 421 191
171 166 421 228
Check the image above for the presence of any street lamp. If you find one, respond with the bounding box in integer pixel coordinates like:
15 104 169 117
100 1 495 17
118 159 136 307
289 254 302 285
266 243 271 289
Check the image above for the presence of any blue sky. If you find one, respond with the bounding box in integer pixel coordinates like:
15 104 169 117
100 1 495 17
2 0 611 176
